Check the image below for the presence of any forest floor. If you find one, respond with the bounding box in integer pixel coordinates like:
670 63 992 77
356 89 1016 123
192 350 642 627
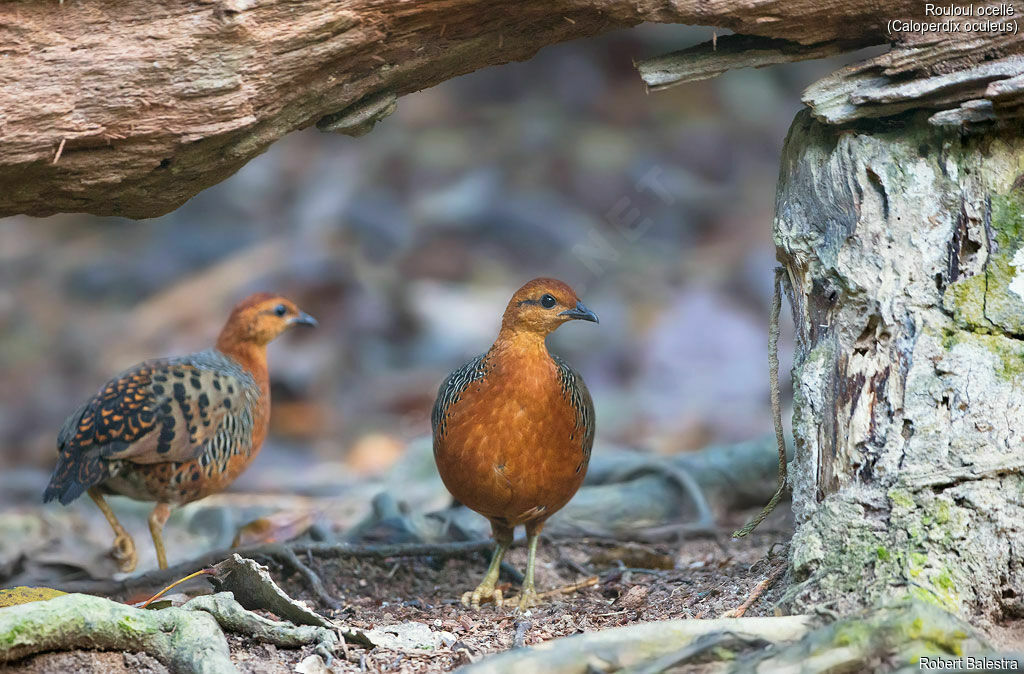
3 509 792 674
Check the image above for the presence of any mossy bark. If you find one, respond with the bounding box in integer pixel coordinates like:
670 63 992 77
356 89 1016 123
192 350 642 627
776 110 1024 622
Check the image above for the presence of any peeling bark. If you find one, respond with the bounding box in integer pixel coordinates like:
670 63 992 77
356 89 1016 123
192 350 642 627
638 6 1024 127
776 109 1024 622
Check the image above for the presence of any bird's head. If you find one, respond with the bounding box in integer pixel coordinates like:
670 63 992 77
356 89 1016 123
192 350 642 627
501 278 598 335
217 292 318 348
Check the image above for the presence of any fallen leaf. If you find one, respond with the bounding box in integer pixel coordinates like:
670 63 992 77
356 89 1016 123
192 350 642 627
232 510 316 547
615 584 649 610
0 586 67 607
363 621 457 651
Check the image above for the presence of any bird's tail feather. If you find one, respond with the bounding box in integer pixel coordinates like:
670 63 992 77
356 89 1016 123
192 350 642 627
42 454 108 505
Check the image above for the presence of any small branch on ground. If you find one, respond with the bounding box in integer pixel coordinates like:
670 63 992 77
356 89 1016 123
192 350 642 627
538 576 600 600
137 568 213 608
512 618 531 649
720 563 787 618
55 539 495 599
503 576 600 610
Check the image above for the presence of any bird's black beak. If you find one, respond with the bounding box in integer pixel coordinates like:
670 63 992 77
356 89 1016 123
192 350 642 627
288 312 318 327
559 301 599 324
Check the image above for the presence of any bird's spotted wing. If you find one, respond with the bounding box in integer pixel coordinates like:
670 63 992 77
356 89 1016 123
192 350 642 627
104 359 254 464
431 354 489 439
45 353 255 504
551 354 595 461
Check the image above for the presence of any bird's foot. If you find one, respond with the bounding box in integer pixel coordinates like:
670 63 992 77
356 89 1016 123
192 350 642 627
513 587 541 613
461 584 504 609
112 532 137 573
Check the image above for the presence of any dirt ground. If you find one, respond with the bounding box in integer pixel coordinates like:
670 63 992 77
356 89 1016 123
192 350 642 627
3 509 794 674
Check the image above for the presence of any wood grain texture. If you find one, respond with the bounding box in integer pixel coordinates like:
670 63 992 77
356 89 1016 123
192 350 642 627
0 0 921 218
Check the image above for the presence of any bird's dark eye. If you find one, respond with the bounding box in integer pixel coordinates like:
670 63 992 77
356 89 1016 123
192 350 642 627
274 304 287 317
540 294 557 309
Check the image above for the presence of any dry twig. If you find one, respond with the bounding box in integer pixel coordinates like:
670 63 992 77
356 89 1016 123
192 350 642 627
720 563 787 618
136 568 213 609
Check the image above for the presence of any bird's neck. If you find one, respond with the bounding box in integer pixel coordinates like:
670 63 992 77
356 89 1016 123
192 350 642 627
490 327 550 363
215 337 270 394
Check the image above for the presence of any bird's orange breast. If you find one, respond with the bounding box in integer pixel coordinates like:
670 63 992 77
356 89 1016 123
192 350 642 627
434 354 589 527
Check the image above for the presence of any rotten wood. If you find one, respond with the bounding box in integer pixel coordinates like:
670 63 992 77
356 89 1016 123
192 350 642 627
7 0 1015 219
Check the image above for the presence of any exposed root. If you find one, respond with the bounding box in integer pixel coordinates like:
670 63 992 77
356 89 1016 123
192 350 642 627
626 632 771 674
185 592 340 662
55 539 495 599
0 553 371 672
457 614 814 673
0 592 334 674
740 600 990 672
461 600 996 674
262 546 340 610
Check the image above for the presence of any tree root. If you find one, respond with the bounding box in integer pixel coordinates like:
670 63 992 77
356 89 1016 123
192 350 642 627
459 599 998 674
624 632 771 674
0 591 339 674
55 539 494 600
207 554 368 648
270 547 340 611
185 593 339 662
457 615 814 674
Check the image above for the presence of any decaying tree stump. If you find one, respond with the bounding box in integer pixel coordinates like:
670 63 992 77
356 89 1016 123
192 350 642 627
776 110 1024 622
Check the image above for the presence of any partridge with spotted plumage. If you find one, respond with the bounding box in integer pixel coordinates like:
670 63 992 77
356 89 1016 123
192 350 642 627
432 278 597 610
43 293 316 572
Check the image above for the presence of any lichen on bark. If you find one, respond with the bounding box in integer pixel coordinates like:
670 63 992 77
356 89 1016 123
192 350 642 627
776 110 1024 622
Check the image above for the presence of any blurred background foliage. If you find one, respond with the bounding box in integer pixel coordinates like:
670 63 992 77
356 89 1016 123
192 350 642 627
0 25 836 508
